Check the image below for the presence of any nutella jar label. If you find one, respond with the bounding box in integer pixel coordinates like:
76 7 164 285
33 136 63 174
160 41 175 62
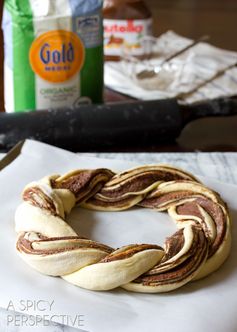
104 18 152 57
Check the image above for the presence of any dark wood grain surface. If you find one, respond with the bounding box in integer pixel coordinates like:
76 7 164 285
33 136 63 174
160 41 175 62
0 0 237 152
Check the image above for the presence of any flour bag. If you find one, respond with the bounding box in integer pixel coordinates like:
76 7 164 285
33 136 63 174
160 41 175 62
2 0 104 112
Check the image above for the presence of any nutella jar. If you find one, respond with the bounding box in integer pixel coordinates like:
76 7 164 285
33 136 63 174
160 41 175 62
103 0 153 61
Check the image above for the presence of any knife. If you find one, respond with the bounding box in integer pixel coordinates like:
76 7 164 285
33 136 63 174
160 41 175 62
0 96 236 151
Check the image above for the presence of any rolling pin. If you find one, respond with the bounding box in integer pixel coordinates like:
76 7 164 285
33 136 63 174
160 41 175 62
0 97 236 151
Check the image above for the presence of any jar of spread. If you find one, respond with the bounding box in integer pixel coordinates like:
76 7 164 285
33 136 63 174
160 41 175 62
103 0 153 61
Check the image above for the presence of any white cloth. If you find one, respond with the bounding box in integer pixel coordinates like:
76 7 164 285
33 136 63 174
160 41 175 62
105 31 237 104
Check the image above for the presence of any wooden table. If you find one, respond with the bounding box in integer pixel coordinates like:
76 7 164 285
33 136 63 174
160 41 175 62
0 0 237 152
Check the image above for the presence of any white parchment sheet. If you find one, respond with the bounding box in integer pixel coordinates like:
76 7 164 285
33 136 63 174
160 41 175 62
0 140 236 332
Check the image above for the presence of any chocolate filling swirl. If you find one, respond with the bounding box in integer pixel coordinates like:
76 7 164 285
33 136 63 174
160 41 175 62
16 164 231 293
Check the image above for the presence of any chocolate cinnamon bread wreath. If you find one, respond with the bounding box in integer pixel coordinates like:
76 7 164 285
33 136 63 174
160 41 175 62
15 165 231 293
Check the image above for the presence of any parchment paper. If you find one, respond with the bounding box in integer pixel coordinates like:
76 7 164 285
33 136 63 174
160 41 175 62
0 140 236 332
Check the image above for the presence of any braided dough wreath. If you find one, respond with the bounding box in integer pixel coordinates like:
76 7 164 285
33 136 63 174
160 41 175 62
15 165 231 293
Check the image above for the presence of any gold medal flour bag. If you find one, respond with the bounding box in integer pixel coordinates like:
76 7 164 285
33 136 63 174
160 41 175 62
2 0 104 112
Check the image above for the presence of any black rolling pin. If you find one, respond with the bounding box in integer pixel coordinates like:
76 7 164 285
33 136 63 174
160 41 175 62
0 96 236 151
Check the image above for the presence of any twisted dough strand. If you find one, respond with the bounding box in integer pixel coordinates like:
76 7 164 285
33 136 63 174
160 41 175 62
15 165 231 293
